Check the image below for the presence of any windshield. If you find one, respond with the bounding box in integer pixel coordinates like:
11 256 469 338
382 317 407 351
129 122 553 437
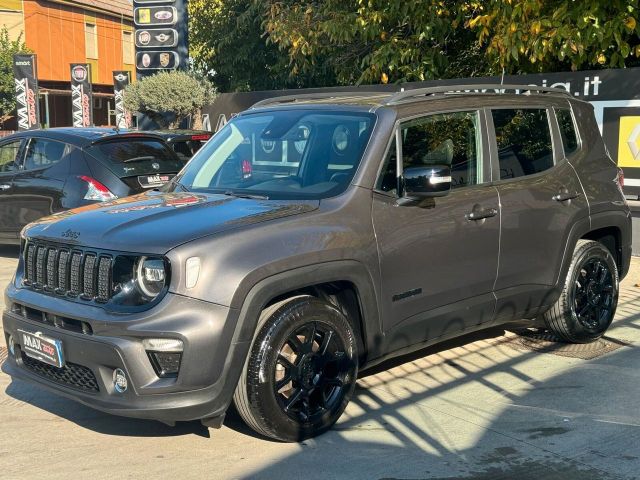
175 110 376 200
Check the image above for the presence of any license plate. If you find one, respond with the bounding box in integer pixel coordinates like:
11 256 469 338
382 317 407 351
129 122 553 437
138 174 173 188
18 329 64 368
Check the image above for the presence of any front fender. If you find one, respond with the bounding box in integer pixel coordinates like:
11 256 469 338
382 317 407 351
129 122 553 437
230 260 383 358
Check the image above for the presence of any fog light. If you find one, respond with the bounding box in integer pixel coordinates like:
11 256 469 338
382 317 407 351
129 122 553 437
148 352 182 378
113 368 128 393
7 335 15 356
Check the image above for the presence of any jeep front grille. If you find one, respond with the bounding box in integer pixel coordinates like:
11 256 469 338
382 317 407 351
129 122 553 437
23 242 113 303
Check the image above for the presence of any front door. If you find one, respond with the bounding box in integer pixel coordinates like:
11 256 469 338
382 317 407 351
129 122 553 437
372 109 500 354
0 139 25 240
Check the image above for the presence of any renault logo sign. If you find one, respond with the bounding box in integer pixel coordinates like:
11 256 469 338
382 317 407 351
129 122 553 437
617 116 640 167
626 123 640 160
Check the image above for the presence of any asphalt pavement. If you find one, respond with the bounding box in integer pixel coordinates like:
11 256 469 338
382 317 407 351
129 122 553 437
0 245 639 480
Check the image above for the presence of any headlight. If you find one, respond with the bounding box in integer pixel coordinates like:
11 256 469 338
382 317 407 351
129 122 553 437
136 256 166 298
111 255 170 306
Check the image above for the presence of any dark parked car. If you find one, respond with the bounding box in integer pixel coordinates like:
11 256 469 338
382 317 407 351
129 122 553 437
0 128 183 243
3 86 632 442
145 129 212 162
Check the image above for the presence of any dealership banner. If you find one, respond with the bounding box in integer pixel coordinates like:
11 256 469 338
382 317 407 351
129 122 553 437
70 63 93 128
133 0 188 78
12 54 40 130
113 71 131 129
202 67 640 197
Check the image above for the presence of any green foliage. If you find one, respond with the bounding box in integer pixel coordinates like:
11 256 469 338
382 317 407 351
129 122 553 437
259 1 492 85
123 70 216 128
189 1 640 90
0 27 30 127
189 0 335 91
467 0 640 73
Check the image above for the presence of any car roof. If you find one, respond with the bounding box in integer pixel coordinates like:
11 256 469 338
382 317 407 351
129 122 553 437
3 127 170 148
248 84 581 112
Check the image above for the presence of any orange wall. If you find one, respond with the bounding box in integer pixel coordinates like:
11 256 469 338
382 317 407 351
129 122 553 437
23 0 133 85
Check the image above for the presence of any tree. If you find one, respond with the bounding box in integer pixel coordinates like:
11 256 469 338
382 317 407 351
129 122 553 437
123 70 216 128
259 1 491 85
189 0 335 92
189 1 640 90
0 27 30 127
466 0 640 73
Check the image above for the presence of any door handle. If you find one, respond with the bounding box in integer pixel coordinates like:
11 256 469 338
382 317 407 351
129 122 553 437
466 207 498 221
0 184 11 191
553 192 580 202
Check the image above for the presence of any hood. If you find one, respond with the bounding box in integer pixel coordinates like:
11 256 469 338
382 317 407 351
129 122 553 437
24 191 319 254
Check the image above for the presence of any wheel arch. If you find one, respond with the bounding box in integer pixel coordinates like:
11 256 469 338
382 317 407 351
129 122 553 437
556 210 632 290
231 260 383 365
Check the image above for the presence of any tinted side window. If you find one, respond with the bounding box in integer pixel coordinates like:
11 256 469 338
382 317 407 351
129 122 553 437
556 108 578 157
377 110 483 193
0 140 22 172
24 138 68 170
492 108 553 180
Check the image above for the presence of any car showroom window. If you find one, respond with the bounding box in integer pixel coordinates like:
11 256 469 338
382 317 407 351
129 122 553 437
377 110 483 194
492 108 554 180
556 108 579 157
23 139 68 170
0 141 22 172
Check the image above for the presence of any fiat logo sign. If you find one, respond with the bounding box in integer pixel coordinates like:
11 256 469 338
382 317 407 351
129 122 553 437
72 65 87 82
138 31 151 46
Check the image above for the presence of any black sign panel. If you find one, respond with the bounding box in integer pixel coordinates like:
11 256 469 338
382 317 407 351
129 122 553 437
12 54 40 130
70 63 93 128
113 71 131 129
136 51 179 70
136 28 178 48
134 0 188 78
134 6 177 26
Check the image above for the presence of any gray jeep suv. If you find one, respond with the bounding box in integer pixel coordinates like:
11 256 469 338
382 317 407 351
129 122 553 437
2 85 632 442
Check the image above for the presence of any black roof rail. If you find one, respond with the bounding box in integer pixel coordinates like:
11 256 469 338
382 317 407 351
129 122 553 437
383 84 571 105
250 91 388 108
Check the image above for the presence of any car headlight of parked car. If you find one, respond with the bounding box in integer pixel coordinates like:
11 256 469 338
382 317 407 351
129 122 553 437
111 255 170 306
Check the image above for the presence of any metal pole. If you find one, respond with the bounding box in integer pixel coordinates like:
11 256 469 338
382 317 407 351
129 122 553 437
43 91 50 128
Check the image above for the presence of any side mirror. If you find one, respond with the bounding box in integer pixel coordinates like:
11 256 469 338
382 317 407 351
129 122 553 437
401 164 452 199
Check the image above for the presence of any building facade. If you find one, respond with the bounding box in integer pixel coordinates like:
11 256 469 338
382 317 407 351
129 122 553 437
0 0 134 128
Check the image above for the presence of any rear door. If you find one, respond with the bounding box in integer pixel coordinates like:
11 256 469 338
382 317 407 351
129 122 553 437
489 105 589 322
83 137 183 194
10 137 71 233
0 138 25 239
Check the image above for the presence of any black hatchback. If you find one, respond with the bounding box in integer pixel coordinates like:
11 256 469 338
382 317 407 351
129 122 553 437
0 128 182 243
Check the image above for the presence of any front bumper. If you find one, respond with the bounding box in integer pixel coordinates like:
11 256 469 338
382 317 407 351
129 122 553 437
2 284 248 423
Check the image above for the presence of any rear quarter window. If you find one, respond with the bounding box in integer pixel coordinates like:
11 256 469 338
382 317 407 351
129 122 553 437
556 108 579 157
85 138 183 177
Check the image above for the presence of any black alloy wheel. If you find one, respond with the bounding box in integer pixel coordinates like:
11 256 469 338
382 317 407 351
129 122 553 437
274 321 350 423
544 239 619 343
234 295 358 442
571 258 615 333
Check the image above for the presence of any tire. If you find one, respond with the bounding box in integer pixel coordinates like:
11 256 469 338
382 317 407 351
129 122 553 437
233 295 359 442
544 239 619 343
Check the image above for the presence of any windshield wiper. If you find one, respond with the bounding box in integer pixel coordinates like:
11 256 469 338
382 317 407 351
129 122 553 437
123 156 156 163
222 190 269 200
